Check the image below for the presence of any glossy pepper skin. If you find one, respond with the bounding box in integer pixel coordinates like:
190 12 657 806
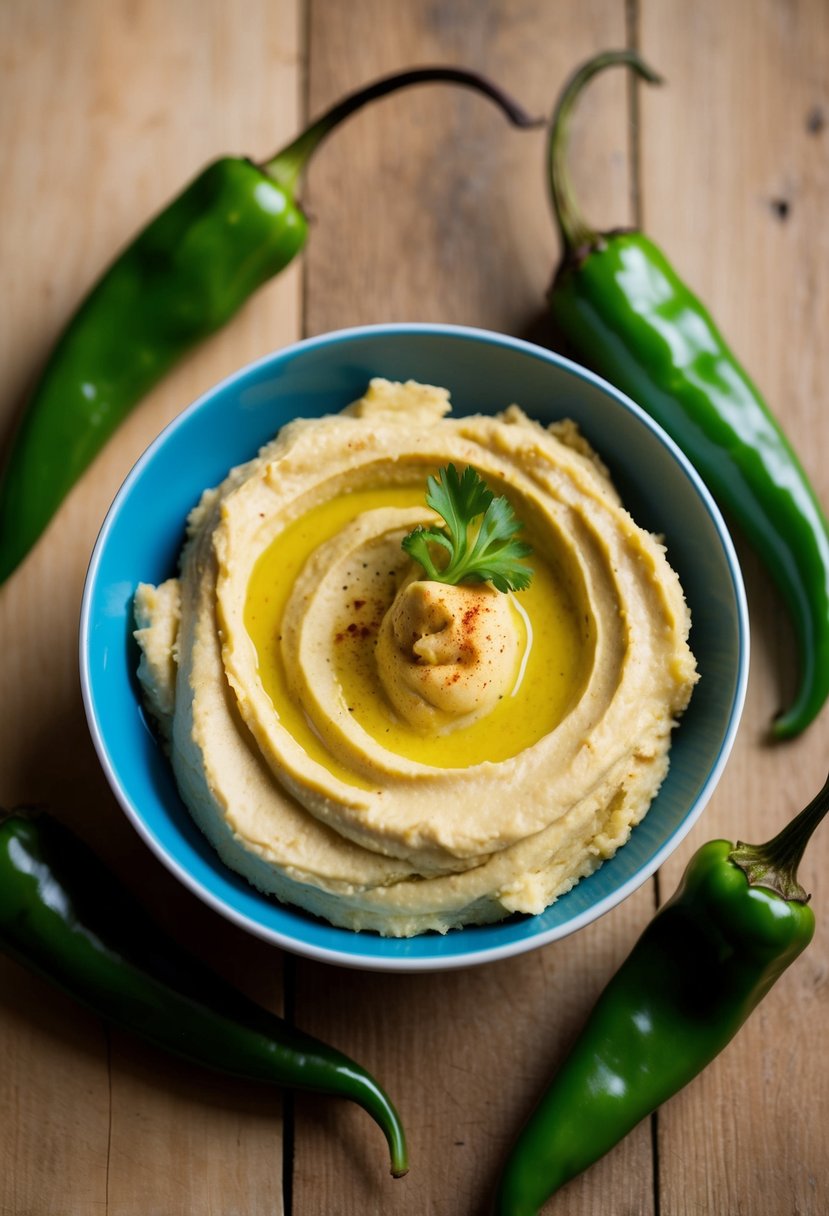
493 773 829 1216
0 68 540 585
0 158 306 586
0 810 408 1178
546 50 829 740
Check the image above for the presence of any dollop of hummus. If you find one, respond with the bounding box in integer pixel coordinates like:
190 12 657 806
134 378 698 936
376 578 519 729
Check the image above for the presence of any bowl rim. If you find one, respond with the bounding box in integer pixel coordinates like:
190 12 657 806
79 321 749 972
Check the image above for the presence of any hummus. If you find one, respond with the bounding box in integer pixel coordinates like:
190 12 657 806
134 378 698 936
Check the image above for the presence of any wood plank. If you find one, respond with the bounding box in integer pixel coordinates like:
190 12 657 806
291 900 658 1215
0 1 302 1212
640 1 829 1212
302 0 633 339
296 3 658 1213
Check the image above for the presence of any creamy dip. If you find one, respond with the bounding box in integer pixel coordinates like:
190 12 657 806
134 378 697 936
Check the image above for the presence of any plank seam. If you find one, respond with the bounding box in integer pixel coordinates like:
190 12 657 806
300 0 312 344
626 0 645 231
104 1022 112 1215
282 952 298 1216
283 2 310 1208
626 5 662 1215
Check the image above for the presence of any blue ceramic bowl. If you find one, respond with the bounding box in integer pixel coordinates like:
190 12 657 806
80 324 748 971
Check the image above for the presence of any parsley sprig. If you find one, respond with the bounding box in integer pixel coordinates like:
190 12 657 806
401 464 534 593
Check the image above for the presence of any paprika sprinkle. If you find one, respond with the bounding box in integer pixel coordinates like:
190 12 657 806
492 772 829 1215
0 67 540 584
545 50 829 740
0 809 408 1177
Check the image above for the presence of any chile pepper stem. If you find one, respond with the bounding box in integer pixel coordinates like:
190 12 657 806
730 771 829 902
262 66 543 193
547 49 663 257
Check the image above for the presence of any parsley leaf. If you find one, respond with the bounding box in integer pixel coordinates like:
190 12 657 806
401 464 534 593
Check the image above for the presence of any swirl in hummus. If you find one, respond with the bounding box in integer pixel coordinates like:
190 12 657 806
133 378 698 936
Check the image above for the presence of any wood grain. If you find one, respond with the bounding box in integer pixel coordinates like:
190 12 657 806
640 2 829 1213
1 1 827 1213
0 2 301 1213
296 2 656 1214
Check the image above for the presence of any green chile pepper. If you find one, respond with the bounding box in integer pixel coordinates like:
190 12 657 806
546 50 829 740
0 68 539 585
0 810 408 1177
493 773 829 1215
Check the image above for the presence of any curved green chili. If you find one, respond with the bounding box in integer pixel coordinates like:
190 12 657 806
545 50 829 740
493 773 829 1215
0 809 408 1177
0 67 540 585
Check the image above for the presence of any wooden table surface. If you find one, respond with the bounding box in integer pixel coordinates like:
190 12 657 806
2 2 827 1213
